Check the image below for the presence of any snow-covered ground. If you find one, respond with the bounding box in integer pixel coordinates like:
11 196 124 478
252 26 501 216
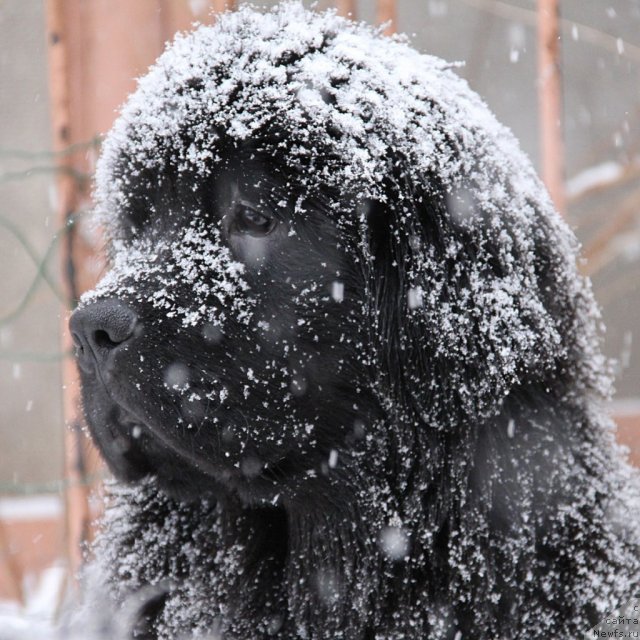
0 566 65 640
0 495 69 639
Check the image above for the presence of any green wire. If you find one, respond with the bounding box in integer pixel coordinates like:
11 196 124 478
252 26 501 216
0 165 91 185
0 136 102 161
0 215 68 321
0 348 72 362
0 222 74 325
0 472 109 496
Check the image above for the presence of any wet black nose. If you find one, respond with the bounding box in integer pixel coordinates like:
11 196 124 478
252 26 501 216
70 300 138 375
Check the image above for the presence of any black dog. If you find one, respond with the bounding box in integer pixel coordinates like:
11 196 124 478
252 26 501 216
71 4 640 638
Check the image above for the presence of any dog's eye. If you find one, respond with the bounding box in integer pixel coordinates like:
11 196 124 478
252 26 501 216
232 204 277 237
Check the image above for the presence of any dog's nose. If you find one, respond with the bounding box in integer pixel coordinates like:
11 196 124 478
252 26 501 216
69 300 138 374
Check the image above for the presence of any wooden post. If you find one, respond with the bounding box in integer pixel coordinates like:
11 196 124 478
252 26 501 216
377 0 396 35
165 0 232 31
537 0 566 215
212 0 236 13
0 521 23 605
45 0 94 586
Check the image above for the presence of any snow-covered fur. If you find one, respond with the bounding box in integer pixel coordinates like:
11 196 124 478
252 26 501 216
78 3 640 638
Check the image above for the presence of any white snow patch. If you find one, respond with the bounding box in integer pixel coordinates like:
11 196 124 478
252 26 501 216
0 496 62 521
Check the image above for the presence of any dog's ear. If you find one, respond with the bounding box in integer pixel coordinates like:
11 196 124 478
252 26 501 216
364 173 576 426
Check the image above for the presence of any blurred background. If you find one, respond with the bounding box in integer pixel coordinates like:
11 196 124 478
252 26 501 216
0 0 638 626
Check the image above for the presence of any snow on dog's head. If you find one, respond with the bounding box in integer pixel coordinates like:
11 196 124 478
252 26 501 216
73 2 605 504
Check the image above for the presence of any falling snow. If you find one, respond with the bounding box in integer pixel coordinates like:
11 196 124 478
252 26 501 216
65 3 640 639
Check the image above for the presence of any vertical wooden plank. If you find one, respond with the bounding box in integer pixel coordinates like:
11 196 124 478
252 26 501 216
0 521 23 605
45 0 93 585
537 0 566 215
616 410 640 468
377 0 396 35
159 0 220 43
160 0 197 41
212 0 236 14
68 0 164 138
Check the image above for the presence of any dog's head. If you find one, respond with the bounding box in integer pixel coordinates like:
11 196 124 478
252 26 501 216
71 4 600 503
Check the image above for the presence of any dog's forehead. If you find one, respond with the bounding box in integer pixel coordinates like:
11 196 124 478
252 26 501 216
95 3 562 251
92 9 424 215
215 160 291 207
229 160 281 193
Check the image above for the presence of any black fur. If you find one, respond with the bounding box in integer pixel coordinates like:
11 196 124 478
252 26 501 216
73 5 640 639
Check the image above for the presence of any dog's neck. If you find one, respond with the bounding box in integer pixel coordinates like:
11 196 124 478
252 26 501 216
236 387 620 638
99 386 640 638
281 473 390 637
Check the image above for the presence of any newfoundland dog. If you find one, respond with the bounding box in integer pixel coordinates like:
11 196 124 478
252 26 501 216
70 3 640 638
